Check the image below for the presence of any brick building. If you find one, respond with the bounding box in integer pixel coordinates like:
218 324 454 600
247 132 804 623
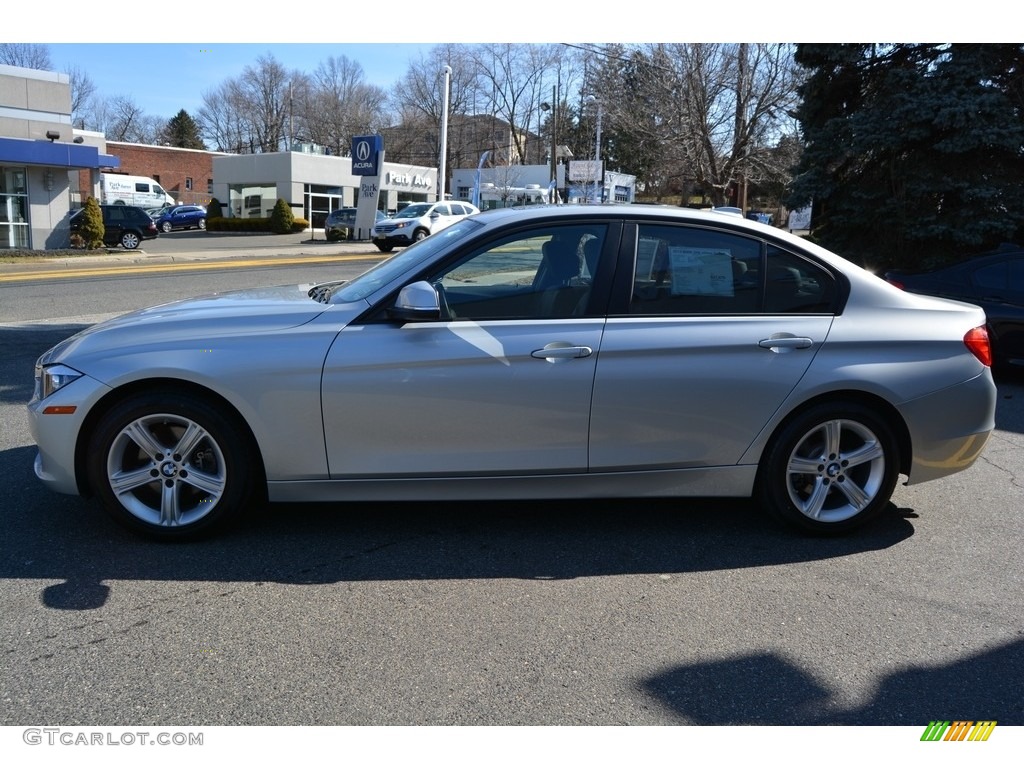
89 143 228 207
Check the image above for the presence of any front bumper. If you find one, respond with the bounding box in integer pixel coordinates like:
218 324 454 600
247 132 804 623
27 373 111 496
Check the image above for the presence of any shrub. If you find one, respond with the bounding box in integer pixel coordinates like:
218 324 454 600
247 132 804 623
269 198 294 234
79 197 105 249
206 197 224 219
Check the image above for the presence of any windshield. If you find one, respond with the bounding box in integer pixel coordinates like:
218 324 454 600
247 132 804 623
394 203 432 219
331 219 483 303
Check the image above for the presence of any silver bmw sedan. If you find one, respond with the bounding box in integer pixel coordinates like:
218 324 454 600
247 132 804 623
28 205 997 539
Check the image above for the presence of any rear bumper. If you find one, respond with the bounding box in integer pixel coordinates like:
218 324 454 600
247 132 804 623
899 370 997 484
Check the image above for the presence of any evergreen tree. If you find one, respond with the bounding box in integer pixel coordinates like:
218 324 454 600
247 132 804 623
789 44 1024 270
162 109 206 149
206 197 224 218
79 197 105 249
269 198 294 234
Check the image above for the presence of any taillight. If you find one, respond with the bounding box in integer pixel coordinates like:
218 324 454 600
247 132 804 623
886 277 905 290
964 325 992 367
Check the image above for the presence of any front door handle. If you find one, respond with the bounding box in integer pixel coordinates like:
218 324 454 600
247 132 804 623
531 343 594 362
758 336 813 351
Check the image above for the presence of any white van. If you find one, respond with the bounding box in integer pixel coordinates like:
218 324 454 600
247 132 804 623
100 174 176 208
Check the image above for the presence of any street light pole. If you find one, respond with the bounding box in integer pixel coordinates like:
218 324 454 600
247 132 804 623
585 95 603 205
438 65 452 203
594 102 602 204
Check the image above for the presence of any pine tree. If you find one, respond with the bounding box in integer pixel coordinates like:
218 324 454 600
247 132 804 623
269 198 294 234
789 44 1024 270
80 197 105 249
162 109 205 150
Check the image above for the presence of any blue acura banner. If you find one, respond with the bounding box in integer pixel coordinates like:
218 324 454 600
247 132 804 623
351 135 383 176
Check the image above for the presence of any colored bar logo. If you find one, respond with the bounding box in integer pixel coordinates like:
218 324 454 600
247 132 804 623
921 721 997 741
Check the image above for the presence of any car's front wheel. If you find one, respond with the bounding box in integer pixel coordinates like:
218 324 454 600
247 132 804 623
121 231 141 249
86 390 256 540
413 229 429 242
755 401 900 534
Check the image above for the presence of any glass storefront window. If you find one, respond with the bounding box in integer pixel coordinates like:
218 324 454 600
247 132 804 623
1 166 30 248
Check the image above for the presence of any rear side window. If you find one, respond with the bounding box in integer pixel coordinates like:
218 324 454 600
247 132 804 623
628 224 836 315
764 245 837 313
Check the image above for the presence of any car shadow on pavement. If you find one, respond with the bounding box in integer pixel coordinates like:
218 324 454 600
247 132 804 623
640 638 1024 725
0 440 915 611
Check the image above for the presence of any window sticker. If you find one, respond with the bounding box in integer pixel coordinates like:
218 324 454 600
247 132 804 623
669 248 735 296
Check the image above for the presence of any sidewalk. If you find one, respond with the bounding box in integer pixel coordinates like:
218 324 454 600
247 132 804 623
0 234 381 276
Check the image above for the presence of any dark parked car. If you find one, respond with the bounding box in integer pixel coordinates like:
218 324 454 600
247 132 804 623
154 205 207 233
886 246 1024 369
325 207 386 241
70 204 159 250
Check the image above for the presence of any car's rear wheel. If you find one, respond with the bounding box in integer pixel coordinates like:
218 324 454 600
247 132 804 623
756 401 899 534
121 231 141 249
86 391 255 540
161 222 172 233
198 218 206 230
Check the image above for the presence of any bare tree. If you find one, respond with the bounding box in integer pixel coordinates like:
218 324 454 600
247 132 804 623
0 43 52 69
66 66 96 129
235 53 294 153
197 53 297 153
197 82 247 153
296 55 386 155
387 44 483 170
471 43 559 165
648 43 800 204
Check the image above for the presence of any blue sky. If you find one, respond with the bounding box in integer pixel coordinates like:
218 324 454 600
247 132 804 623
19 4 996 124
47 44 434 119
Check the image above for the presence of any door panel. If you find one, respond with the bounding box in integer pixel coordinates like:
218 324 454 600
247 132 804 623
589 315 832 469
322 320 604 476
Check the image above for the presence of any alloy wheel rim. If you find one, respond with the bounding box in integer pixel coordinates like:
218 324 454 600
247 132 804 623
105 413 226 527
784 418 886 522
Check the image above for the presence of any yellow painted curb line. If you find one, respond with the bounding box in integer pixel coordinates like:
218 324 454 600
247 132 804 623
0 253 383 284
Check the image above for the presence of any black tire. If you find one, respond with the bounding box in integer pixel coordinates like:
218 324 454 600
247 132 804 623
198 218 206 230
121 231 141 249
413 229 429 242
161 221 173 233
375 243 394 253
86 390 256 540
755 401 900 534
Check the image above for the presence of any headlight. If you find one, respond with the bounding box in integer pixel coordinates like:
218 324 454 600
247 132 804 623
35 363 84 400
394 221 410 230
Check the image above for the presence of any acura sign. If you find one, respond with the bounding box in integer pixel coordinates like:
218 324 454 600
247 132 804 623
351 135 383 176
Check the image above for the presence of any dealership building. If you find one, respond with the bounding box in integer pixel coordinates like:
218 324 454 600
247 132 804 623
212 150 437 230
0 63 118 249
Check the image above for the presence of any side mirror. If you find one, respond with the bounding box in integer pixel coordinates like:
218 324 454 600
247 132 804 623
389 280 441 321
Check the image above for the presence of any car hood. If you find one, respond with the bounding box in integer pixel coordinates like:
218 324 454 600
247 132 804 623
40 283 360 366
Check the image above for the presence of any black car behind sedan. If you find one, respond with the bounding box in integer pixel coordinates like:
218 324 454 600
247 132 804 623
886 245 1024 368
69 204 159 250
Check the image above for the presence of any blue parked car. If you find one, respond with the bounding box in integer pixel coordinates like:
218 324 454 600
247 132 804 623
155 205 207 233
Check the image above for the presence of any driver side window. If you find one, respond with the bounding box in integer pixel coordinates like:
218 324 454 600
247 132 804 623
429 224 607 320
